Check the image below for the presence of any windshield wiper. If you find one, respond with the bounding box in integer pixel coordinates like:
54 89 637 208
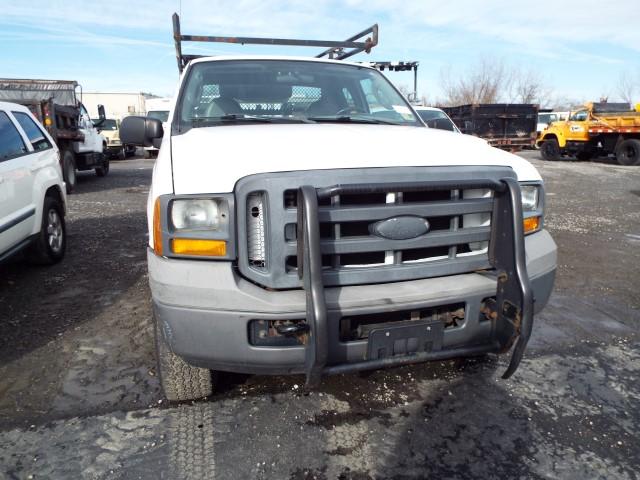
191 114 272 126
191 114 315 127
307 115 402 125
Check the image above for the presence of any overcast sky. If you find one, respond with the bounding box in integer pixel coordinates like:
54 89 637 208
2 0 639 103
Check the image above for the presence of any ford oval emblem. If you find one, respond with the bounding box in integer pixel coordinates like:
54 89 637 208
370 216 430 240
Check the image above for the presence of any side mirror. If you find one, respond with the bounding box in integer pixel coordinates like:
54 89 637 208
98 104 106 120
120 116 164 147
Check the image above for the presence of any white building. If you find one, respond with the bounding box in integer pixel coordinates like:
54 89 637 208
81 92 151 119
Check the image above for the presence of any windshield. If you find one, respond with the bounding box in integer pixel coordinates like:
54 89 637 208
175 60 421 130
148 110 169 122
416 110 457 132
569 110 588 121
538 113 558 124
95 119 117 130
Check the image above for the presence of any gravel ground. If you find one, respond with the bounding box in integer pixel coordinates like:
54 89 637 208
0 152 638 479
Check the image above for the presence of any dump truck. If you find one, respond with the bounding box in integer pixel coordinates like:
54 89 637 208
537 102 640 165
0 79 110 193
442 104 539 151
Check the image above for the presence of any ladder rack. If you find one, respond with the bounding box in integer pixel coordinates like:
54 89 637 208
172 13 378 72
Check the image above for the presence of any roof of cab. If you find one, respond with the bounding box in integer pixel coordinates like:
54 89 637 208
0 101 32 113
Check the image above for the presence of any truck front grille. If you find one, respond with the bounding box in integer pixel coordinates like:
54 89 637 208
235 167 514 289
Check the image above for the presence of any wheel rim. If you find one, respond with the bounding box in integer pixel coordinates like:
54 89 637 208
47 209 63 253
626 145 637 159
544 142 557 157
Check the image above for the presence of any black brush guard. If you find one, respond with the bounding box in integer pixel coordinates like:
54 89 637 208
296 178 533 386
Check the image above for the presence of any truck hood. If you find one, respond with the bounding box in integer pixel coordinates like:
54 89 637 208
170 124 541 194
101 130 119 142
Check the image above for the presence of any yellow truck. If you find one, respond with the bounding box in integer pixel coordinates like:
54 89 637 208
536 102 640 165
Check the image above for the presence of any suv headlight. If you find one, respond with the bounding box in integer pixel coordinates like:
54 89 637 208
520 183 543 234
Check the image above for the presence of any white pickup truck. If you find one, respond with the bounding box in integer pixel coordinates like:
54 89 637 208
122 16 557 401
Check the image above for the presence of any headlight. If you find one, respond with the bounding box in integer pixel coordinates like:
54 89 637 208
520 185 540 212
520 184 543 234
171 199 223 230
152 195 234 259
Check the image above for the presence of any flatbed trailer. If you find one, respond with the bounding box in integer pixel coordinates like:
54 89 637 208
537 102 640 165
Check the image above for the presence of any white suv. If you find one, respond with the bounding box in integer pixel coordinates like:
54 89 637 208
0 102 67 264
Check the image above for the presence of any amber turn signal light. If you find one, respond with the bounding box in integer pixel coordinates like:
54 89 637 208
523 216 540 234
153 197 163 255
171 239 227 257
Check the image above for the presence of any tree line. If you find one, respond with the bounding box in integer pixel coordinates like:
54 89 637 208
397 59 639 110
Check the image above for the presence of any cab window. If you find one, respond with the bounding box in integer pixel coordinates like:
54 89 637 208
0 112 28 161
570 111 588 121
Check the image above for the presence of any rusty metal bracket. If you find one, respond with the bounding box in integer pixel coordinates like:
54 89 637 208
297 186 329 386
489 178 534 379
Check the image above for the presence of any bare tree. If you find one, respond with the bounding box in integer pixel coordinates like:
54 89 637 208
439 59 510 106
548 95 586 111
439 59 554 107
508 67 554 106
396 84 413 98
617 71 638 105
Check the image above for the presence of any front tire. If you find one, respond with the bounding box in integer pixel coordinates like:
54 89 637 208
540 139 561 161
27 196 66 265
155 316 214 401
95 157 110 177
616 139 640 166
61 149 76 194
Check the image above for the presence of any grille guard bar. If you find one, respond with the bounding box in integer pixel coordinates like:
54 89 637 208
296 178 534 385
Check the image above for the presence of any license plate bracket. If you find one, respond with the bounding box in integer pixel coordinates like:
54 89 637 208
367 320 444 360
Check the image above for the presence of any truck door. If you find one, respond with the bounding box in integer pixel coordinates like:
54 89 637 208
76 103 103 154
566 110 590 142
0 111 36 256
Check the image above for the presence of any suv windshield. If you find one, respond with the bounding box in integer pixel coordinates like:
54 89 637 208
175 60 421 130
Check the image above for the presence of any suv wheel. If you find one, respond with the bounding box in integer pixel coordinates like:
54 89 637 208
616 139 640 166
540 139 561 161
27 196 66 265
62 149 76 194
155 316 214 401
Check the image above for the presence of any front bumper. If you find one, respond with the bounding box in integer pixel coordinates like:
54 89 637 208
150 229 556 376
106 143 123 152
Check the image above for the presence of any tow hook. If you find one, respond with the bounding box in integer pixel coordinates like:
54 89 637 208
275 323 310 336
